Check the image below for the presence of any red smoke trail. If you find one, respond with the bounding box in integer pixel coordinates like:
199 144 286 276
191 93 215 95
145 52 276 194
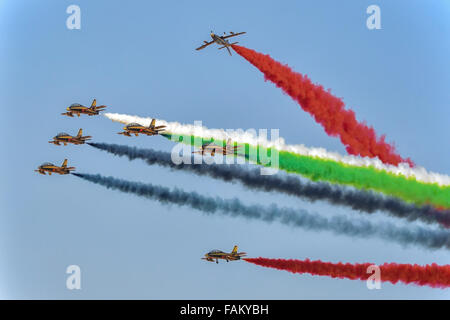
244 258 450 288
232 45 414 167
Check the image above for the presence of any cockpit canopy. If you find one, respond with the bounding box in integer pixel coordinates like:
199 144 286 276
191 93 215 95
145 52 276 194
56 132 70 137
208 250 223 254
41 162 54 167
70 103 82 107
126 123 142 127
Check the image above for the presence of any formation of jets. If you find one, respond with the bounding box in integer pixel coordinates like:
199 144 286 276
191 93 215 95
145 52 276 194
202 246 247 264
37 31 251 264
193 138 242 156
118 119 166 137
36 99 105 175
196 31 246 56
49 129 92 146
62 99 107 117
35 159 75 175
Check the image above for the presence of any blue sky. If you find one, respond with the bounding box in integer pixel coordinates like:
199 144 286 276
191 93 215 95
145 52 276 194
0 0 449 299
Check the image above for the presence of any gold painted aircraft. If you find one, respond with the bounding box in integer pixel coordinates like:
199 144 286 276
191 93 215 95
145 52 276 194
49 129 92 146
61 99 107 117
193 138 242 156
196 31 246 56
202 246 246 264
118 119 166 137
35 159 75 175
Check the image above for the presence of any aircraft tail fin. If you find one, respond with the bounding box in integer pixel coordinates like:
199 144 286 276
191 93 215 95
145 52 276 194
61 159 68 168
77 129 82 138
91 99 97 108
149 119 156 128
231 245 238 254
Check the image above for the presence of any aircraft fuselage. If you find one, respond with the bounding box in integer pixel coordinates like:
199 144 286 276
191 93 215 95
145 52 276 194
37 167 71 175
211 33 230 47
119 122 165 137
52 137 85 144
197 142 238 156
202 247 246 264
203 252 241 264
124 127 157 136
68 106 99 115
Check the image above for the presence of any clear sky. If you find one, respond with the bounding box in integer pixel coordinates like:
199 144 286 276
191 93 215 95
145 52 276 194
0 0 449 299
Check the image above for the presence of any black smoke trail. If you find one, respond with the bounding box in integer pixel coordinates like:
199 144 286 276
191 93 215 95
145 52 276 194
88 142 450 227
72 172 450 251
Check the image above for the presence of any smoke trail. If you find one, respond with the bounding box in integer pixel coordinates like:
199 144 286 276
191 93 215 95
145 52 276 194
72 173 450 251
88 142 450 227
244 258 450 289
163 133 450 209
104 112 450 187
231 45 413 167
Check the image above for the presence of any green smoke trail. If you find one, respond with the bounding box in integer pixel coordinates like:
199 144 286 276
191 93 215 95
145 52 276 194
161 133 450 208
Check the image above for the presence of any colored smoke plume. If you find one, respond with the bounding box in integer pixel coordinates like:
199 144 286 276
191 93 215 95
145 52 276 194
88 142 450 227
244 257 450 289
232 44 413 167
72 173 450 251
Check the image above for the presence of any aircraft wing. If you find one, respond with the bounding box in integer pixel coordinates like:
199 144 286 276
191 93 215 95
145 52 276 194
196 40 214 51
222 31 246 39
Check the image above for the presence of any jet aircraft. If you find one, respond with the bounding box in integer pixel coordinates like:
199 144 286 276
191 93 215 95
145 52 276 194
35 159 75 175
202 246 247 264
193 138 242 156
49 129 92 146
62 99 106 117
195 31 246 56
117 119 166 137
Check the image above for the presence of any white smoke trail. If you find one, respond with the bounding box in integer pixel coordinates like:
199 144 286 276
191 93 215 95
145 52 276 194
104 113 450 186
